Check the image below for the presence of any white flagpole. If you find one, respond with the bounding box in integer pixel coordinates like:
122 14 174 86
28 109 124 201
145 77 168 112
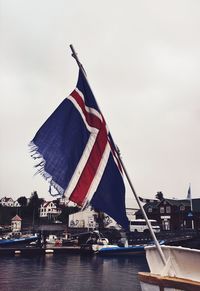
118 154 166 265
69 44 167 266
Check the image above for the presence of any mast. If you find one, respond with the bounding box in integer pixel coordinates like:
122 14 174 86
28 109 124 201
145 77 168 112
70 44 167 266
188 183 194 230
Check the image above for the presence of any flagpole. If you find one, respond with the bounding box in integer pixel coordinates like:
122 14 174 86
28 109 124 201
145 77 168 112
70 44 87 77
70 45 102 109
69 44 167 266
118 154 166 265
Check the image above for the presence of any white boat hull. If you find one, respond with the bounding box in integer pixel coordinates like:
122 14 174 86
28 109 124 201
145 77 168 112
139 245 200 291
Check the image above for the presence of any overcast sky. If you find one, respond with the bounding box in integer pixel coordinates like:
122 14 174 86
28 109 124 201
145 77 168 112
0 1 200 207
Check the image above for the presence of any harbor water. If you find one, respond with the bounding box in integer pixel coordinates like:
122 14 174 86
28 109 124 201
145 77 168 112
0 254 149 291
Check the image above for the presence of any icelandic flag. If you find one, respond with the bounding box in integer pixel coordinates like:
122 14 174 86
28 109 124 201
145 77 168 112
30 70 129 229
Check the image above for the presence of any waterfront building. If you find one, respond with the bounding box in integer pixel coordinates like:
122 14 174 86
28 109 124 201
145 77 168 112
68 206 138 230
11 215 22 232
69 206 96 229
136 195 200 231
0 197 14 207
13 200 21 207
126 207 138 221
39 201 62 221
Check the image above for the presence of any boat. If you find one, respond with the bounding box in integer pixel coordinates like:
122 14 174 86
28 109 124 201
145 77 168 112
97 244 145 256
81 229 166 256
79 230 118 254
46 234 61 246
139 245 200 291
96 239 166 256
0 234 38 247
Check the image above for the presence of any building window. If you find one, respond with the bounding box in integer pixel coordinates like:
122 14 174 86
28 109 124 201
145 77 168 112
166 206 171 213
180 205 185 211
148 207 152 213
160 207 165 214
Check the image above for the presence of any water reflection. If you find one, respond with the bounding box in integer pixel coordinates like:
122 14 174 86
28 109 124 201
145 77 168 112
0 254 148 291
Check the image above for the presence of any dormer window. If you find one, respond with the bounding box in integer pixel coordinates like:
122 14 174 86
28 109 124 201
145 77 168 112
160 207 165 214
166 206 171 213
180 205 185 211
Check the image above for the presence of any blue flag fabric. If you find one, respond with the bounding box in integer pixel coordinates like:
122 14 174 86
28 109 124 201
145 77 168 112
30 70 129 229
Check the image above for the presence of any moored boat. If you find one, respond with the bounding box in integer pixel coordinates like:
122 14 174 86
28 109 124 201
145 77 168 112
97 244 145 256
96 239 166 256
0 234 38 247
46 234 62 246
79 230 118 254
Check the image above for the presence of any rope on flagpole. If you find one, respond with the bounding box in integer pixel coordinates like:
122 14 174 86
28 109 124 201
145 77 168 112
69 44 167 266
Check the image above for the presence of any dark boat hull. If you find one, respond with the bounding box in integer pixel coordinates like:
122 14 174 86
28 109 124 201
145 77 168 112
97 245 145 256
0 236 38 247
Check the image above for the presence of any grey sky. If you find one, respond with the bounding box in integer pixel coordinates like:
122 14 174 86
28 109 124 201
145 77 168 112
0 1 200 207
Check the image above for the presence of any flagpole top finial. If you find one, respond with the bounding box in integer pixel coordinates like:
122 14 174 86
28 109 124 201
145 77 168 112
70 44 77 59
69 44 86 75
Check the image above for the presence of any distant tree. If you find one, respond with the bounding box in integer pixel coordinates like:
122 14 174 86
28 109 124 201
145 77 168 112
57 206 80 224
53 198 63 209
156 191 164 201
28 191 45 224
28 191 44 208
17 196 28 207
93 210 105 231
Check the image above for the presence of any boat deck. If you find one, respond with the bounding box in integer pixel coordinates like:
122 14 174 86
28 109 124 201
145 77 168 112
139 272 200 291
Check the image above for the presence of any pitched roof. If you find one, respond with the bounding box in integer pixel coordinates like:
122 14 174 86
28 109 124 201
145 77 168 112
11 215 22 221
136 196 200 215
1 197 14 202
142 200 158 210
163 199 190 207
42 201 56 208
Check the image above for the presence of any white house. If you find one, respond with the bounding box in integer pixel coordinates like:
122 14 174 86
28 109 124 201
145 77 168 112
126 207 138 221
58 196 68 206
11 215 22 232
69 206 97 229
40 201 61 220
14 200 21 207
68 208 118 229
58 197 76 206
0 197 14 207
